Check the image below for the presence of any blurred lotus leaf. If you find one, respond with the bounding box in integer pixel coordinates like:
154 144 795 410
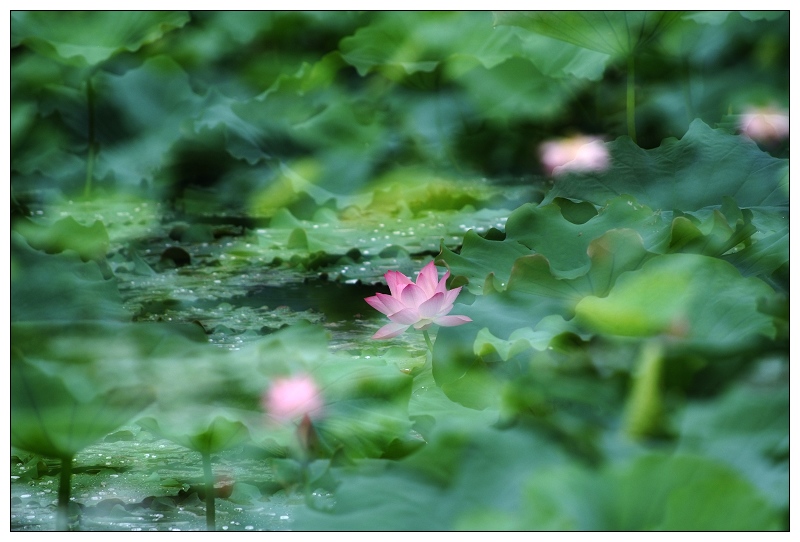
138 414 251 455
494 11 682 58
11 348 154 459
11 11 190 67
574 253 776 350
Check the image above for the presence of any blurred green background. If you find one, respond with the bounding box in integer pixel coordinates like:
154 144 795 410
10 11 789 532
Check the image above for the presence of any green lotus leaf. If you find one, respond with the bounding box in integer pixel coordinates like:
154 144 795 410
723 229 788 278
496 26 609 81
13 215 109 262
677 380 789 508
607 454 781 530
340 11 608 85
450 57 577 122
493 11 682 57
11 351 153 459
11 232 129 323
138 414 251 455
473 315 587 362
543 120 789 211
668 201 756 257
574 253 776 350
11 321 207 402
437 230 531 294
506 197 668 276
11 11 190 67
93 56 204 189
507 452 782 530
293 426 568 530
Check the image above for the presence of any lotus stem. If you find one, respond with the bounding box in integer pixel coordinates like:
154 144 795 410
624 340 666 439
56 455 73 531
202 452 216 531
83 77 97 199
627 54 637 144
422 329 434 352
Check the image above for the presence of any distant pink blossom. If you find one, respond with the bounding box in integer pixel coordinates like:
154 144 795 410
739 106 789 143
262 375 323 423
539 135 609 176
365 261 472 340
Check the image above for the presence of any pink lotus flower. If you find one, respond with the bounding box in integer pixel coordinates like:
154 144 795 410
262 375 323 423
365 261 472 340
739 106 789 143
539 135 609 176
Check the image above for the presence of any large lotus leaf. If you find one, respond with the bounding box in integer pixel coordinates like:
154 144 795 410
92 56 204 187
11 11 189 67
512 464 606 530
677 381 788 508
433 230 653 407
13 215 109 262
723 229 788 279
340 11 607 84
721 204 789 280
450 57 577 122
668 199 757 257
453 450 782 530
190 91 278 165
11 351 153 459
444 228 653 338
606 453 781 530
473 316 588 362
431 226 781 407
506 197 669 276
11 232 129 322
338 11 508 79
293 425 568 530
431 323 504 411
543 120 789 211
138 414 251 455
11 321 207 402
497 26 609 81
494 11 682 58
407 361 500 431
574 253 776 350
264 51 347 97
507 194 781 282
339 13 439 78
437 230 532 294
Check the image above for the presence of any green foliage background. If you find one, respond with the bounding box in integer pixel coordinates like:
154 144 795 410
10 11 789 531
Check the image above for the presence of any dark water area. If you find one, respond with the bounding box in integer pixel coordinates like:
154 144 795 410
237 280 389 323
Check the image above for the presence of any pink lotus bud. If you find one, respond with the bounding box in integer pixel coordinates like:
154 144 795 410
364 261 472 340
539 135 609 176
739 106 789 143
262 375 323 423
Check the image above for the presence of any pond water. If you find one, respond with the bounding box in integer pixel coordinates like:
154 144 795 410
11 196 516 531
